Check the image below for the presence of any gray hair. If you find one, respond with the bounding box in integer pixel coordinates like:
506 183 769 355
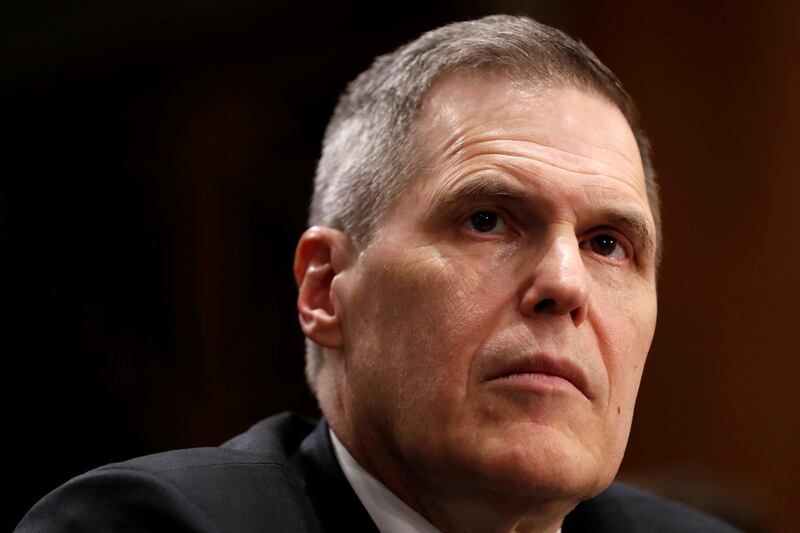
305 14 660 392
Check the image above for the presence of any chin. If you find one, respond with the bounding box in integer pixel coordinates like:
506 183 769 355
465 424 618 503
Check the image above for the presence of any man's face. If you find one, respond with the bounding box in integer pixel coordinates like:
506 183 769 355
332 76 658 505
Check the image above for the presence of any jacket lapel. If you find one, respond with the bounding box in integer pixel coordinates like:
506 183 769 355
297 419 379 533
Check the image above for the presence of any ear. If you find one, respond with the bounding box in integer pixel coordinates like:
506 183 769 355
293 226 354 348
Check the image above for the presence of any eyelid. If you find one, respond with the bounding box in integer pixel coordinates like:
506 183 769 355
580 228 634 262
460 208 515 236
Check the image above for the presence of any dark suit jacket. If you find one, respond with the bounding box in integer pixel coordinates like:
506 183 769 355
16 412 739 532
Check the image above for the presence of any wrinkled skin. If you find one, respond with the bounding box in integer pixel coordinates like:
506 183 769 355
301 75 658 533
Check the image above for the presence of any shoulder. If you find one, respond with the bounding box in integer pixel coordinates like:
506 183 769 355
15 412 320 533
564 481 742 532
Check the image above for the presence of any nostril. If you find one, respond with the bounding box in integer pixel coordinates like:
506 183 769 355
534 298 556 312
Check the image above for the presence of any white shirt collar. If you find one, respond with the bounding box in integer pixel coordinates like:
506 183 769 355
329 428 562 533
329 429 441 533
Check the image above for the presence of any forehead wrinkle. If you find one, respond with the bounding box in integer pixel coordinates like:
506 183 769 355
422 83 640 164
430 129 644 200
530 135 642 184
466 123 639 172
443 151 647 207
418 82 645 195
429 174 531 214
434 119 638 172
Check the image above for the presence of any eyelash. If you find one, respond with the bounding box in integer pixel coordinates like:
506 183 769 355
578 230 633 263
459 210 634 263
460 209 515 237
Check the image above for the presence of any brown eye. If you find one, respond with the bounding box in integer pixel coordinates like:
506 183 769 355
468 211 498 232
464 211 509 235
589 234 625 259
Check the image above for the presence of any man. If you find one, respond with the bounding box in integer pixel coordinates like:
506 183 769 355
17 15 738 532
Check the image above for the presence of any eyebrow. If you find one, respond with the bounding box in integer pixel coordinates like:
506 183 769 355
431 176 657 260
596 209 657 260
433 178 529 213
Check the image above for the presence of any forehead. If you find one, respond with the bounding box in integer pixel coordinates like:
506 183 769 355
411 74 648 208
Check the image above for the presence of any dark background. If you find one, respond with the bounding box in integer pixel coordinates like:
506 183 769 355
3 1 797 531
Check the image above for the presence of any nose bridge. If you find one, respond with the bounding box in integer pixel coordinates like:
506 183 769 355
544 232 582 279
520 228 589 324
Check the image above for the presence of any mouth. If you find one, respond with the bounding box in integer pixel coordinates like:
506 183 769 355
483 355 592 400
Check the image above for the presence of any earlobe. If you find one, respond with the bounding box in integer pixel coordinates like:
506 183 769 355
294 226 353 348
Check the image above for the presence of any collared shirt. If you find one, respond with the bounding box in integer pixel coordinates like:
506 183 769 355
330 429 562 533
330 429 442 533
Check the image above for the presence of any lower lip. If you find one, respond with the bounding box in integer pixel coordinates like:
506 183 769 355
487 372 584 397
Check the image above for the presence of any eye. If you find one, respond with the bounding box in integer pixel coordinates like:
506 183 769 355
584 233 627 260
464 211 507 234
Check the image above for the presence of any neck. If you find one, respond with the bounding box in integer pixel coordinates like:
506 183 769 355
319 369 575 533
327 417 573 533
383 466 571 533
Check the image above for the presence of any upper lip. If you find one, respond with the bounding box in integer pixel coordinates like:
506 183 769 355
483 354 592 400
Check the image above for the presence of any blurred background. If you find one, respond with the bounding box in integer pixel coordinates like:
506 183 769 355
3 1 797 531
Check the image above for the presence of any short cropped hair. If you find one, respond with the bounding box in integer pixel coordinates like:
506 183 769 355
305 14 660 392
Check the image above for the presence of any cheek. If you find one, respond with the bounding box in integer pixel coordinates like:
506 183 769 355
590 279 656 413
584 287 655 477
344 246 507 414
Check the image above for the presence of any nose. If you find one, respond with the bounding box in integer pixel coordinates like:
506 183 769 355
519 233 590 326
